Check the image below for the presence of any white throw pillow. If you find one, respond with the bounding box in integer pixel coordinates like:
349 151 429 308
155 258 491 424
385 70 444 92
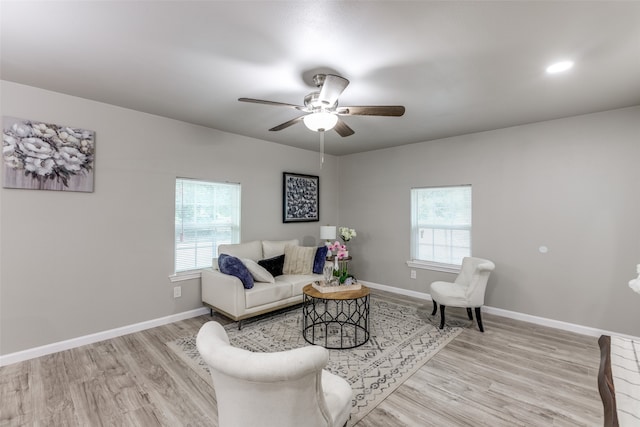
241 258 275 283
262 239 299 259
282 245 316 275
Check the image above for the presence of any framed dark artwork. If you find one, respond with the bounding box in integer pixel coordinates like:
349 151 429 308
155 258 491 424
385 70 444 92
283 172 319 223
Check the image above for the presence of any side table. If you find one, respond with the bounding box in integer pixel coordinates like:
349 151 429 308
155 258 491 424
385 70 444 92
302 284 370 349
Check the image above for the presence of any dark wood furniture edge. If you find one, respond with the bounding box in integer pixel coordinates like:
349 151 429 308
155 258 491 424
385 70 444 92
598 334 619 427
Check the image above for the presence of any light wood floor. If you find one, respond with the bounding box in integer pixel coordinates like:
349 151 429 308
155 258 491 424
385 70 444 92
0 290 603 426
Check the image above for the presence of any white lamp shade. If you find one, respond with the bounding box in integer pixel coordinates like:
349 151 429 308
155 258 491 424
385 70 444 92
320 226 337 240
303 112 338 132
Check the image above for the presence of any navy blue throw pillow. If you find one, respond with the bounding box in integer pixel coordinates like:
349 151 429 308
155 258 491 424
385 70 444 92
257 254 285 277
313 246 328 274
218 254 254 289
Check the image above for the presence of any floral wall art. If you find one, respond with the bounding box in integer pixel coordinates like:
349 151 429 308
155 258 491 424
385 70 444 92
2 117 95 192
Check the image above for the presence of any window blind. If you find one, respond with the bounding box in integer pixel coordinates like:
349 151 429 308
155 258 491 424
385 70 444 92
175 178 241 273
411 185 472 266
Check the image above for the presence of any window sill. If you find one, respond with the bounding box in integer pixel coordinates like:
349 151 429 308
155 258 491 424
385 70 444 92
169 270 203 283
406 260 461 274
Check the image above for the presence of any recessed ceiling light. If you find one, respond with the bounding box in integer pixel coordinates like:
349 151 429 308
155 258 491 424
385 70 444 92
546 60 574 74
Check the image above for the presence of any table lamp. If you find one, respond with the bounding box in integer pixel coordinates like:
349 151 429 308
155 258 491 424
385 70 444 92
320 225 336 257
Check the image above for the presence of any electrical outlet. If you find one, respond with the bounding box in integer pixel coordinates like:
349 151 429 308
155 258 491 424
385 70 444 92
173 286 182 298
410 270 417 279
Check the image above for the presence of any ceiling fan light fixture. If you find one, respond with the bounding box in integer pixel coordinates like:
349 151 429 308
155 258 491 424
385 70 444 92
239 72 403 137
303 112 338 132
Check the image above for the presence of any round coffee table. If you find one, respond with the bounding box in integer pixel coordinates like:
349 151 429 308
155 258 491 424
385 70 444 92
302 284 370 349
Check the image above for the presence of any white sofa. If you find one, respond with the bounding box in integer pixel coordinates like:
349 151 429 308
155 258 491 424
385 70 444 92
201 239 326 325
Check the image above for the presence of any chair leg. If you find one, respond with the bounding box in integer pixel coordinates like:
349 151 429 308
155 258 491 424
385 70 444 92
439 305 446 329
431 299 438 316
466 307 473 320
474 307 484 332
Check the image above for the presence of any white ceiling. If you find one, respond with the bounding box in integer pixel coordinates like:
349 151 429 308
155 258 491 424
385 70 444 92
2 1 639 156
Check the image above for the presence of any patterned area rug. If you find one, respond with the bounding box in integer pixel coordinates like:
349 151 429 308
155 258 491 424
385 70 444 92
167 297 464 426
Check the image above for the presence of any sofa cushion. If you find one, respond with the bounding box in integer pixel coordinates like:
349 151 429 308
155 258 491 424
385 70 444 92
313 246 328 274
242 258 275 283
218 240 263 261
276 274 325 296
245 281 292 309
283 245 316 275
262 239 299 259
219 254 254 289
258 254 285 277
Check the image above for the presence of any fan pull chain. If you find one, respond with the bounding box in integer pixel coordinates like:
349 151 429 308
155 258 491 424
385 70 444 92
320 130 325 169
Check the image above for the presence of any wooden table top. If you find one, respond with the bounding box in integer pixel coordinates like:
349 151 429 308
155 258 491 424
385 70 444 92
303 283 370 300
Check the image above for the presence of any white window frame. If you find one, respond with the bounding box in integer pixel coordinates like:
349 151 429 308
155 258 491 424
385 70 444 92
408 185 472 273
171 178 241 281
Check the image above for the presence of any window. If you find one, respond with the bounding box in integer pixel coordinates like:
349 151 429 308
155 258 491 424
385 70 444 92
175 178 240 273
410 185 472 270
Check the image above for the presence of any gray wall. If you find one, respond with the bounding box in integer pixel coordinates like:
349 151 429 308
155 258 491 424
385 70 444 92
0 81 339 354
2 80 638 356
339 106 640 336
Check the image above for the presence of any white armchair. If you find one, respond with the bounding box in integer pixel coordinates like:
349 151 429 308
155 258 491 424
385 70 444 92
196 321 352 427
429 256 495 332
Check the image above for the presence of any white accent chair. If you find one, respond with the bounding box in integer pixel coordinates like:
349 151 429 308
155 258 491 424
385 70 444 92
196 321 352 427
430 256 495 332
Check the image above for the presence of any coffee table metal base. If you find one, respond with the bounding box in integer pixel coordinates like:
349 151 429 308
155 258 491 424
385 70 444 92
302 286 370 349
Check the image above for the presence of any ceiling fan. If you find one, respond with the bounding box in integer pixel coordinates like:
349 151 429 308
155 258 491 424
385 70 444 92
238 74 405 137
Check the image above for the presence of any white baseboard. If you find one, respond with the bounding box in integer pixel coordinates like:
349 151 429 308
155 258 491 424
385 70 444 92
360 280 433 302
3 282 638 367
0 307 209 367
361 280 640 341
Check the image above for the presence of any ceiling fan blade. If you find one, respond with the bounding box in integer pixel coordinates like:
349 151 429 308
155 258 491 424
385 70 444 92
337 105 405 116
239 97 306 111
269 116 305 132
318 74 350 107
334 117 355 137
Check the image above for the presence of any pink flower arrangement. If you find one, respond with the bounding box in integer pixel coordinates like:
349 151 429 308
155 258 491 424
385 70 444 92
329 241 348 259
328 240 351 283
